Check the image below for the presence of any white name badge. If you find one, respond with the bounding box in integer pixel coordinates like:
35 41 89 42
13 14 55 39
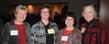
47 28 55 34
81 28 86 33
10 30 18 36
61 36 69 41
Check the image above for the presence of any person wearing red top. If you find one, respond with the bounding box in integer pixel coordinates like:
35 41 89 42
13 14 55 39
64 28 73 44
56 14 81 44
1 5 31 44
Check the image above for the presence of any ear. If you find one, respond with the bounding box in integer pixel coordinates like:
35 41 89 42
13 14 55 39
15 13 17 17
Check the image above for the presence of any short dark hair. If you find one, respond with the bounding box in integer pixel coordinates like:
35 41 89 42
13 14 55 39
64 14 75 20
40 4 50 10
39 4 51 14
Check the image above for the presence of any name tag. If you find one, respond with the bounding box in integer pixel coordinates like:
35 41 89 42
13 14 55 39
47 28 55 34
81 28 86 33
61 36 69 41
10 30 18 36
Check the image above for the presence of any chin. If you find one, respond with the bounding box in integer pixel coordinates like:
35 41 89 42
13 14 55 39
19 20 25 22
86 20 91 22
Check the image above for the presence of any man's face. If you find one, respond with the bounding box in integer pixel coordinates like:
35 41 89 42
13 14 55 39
41 8 50 20
65 16 74 27
15 10 27 22
82 6 96 22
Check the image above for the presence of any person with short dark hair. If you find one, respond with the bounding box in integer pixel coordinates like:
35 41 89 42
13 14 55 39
56 14 81 44
79 3 105 44
31 4 58 44
1 5 31 44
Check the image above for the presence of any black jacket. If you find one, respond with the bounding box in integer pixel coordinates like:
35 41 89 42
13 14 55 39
1 20 31 44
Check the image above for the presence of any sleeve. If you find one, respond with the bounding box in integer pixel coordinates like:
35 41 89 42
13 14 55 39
30 24 38 44
25 23 31 44
52 23 59 44
75 29 81 44
55 30 61 44
52 23 59 33
54 23 59 36
1 23 10 44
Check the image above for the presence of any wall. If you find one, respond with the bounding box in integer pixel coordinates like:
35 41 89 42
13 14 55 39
100 0 109 44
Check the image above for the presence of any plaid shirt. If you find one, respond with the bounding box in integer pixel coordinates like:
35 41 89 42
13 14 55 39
1 20 31 44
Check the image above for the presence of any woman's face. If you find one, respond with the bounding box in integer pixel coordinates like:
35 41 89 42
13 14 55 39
41 8 50 20
82 6 96 22
15 10 27 22
65 16 74 27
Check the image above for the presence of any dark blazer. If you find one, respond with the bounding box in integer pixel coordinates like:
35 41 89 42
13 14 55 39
1 20 31 44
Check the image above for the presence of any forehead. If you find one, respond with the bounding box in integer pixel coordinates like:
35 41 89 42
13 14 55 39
41 8 49 11
84 6 95 11
16 9 27 13
16 10 27 15
66 16 74 19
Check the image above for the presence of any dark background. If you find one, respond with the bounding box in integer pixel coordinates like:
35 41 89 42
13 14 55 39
0 0 99 23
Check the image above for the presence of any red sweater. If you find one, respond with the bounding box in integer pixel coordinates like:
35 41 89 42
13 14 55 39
16 24 26 44
64 29 73 44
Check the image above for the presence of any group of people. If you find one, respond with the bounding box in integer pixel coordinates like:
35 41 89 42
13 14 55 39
0 3 105 44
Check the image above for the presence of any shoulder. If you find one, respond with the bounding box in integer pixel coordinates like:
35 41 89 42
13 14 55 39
50 21 56 24
5 20 14 27
74 28 81 34
32 21 41 26
57 29 64 35
3 21 14 32
31 21 43 28
24 22 31 28
24 22 30 26
50 21 58 26
59 29 64 32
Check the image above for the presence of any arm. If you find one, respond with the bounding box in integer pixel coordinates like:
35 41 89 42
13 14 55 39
30 24 38 44
52 23 59 44
74 29 81 44
1 23 10 44
25 23 31 44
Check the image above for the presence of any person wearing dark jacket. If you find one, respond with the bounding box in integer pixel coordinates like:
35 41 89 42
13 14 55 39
1 5 31 44
79 3 105 44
